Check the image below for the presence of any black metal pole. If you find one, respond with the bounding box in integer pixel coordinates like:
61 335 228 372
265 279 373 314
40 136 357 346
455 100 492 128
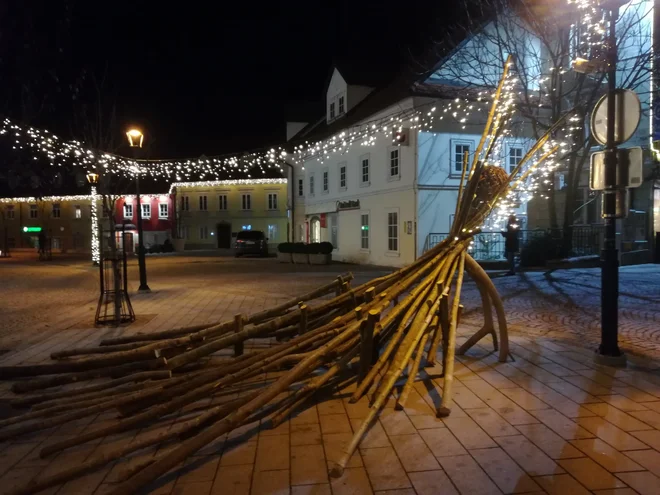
122 222 128 295
134 152 150 292
598 7 623 361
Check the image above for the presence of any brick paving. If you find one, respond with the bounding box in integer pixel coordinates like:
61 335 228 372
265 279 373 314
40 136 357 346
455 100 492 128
1 255 660 494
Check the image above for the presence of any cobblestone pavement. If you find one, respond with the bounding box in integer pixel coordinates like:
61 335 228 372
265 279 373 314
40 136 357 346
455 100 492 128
2 255 660 495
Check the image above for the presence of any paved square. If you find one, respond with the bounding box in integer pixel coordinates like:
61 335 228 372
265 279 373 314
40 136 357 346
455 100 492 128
1 255 660 494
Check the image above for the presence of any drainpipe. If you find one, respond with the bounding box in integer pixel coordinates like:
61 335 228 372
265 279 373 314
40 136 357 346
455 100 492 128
413 129 419 260
283 161 295 242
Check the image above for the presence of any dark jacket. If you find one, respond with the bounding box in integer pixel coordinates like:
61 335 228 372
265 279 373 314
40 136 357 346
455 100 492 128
502 225 519 253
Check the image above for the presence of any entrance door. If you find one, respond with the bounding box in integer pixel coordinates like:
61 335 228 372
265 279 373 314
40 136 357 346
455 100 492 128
310 217 321 243
217 223 232 248
123 233 134 254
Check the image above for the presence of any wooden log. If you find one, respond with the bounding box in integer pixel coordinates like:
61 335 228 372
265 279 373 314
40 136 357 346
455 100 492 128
11 358 168 393
234 314 244 357
30 380 154 412
9 370 172 408
396 329 431 410
358 311 378 384
298 304 309 334
99 323 216 346
364 287 375 302
437 250 467 417
51 341 152 359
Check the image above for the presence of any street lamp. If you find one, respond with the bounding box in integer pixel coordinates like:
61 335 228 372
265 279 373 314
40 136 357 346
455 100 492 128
126 128 150 292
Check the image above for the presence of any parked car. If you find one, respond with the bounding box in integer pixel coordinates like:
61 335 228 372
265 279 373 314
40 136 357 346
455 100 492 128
235 230 268 257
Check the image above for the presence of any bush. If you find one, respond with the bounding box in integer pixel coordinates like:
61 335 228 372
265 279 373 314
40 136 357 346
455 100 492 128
292 242 307 254
520 233 562 267
162 239 174 253
319 242 334 255
277 242 294 253
306 243 321 254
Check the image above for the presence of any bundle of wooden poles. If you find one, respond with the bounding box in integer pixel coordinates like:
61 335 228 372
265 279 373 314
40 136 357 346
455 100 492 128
0 57 567 494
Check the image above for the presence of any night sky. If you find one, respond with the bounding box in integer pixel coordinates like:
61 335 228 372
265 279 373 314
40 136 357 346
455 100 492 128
2 0 455 160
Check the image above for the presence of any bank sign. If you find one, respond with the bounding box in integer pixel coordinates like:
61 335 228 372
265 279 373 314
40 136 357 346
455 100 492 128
336 199 360 211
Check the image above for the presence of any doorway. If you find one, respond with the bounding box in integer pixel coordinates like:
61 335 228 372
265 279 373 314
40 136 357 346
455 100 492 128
310 217 321 243
217 223 232 248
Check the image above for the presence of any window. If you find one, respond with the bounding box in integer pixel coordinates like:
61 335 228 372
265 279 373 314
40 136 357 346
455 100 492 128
298 179 304 197
218 194 228 210
339 163 347 190
6 205 15 219
141 203 151 219
178 225 190 240
387 211 399 252
338 96 345 114
268 193 278 210
508 147 523 174
268 224 278 241
241 194 251 210
361 155 370 186
75 205 82 219
200 226 208 240
453 141 472 174
29 204 38 219
123 203 133 219
159 203 169 219
389 148 400 178
361 214 369 250
309 175 315 195
330 102 335 119
181 196 190 211
199 195 207 211
52 203 61 218
323 169 329 193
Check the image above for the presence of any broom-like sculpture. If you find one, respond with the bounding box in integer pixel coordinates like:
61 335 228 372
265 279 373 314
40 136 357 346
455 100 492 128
0 56 573 494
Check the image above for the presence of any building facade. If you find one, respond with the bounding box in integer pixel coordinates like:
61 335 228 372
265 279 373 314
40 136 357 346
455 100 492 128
172 179 289 251
0 195 95 253
112 195 175 253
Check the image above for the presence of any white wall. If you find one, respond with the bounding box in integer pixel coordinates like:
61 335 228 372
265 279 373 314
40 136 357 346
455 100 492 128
327 69 347 122
298 98 418 266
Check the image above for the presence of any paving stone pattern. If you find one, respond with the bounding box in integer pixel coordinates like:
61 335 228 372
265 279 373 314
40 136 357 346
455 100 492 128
2 256 660 494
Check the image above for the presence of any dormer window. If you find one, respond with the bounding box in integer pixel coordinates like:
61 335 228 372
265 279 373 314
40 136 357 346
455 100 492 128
338 96 345 115
330 102 336 119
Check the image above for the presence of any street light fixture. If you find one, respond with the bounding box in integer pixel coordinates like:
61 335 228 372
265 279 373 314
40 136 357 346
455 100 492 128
126 127 150 292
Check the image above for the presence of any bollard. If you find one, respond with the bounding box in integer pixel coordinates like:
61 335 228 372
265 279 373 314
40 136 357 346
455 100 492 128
299 303 309 334
359 310 380 383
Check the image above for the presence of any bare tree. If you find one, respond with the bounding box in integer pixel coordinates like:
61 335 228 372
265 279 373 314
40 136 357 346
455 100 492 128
424 0 652 250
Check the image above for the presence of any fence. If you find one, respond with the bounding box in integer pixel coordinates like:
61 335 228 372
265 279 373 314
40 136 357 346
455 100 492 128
423 226 605 261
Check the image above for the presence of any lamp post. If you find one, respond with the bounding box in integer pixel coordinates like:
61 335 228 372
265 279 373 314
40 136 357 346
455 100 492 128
127 128 150 292
86 171 100 265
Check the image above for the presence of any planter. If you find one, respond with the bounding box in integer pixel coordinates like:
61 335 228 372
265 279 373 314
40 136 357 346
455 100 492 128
277 252 292 263
292 253 309 264
172 238 185 252
309 253 331 265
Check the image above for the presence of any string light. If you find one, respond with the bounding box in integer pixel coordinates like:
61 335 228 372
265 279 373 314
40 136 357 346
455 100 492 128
90 187 100 264
168 178 288 194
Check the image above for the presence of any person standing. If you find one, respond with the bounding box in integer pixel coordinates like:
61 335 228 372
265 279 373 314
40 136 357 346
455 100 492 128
502 214 520 275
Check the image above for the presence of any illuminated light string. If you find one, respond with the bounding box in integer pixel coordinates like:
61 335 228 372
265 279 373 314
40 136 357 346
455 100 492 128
90 186 100 264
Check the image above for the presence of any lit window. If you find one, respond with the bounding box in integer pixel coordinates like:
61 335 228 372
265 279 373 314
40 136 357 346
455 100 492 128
242 194 251 210
323 170 329 192
387 211 399 252
123 203 133 219
298 179 304 197
199 195 207 211
6 205 15 219
361 214 369 250
141 203 151 219
454 143 471 173
218 195 228 210
361 156 370 185
339 164 346 190
268 224 278 241
330 102 335 119
508 147 523 174
29 204 38 219
389 149 400 178
268 193 278 210
75 205 82 219
200 226 208 239
52 203 61 218
159 203 168 219
338 96 345 114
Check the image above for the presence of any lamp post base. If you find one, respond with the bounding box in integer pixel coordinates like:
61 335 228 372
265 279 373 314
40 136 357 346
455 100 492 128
138 284 151 293
594 349 626 367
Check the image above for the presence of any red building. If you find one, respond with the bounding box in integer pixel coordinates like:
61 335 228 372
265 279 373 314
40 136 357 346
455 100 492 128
113 194 174 253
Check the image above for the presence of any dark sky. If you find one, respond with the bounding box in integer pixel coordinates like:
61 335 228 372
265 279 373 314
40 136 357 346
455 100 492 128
2 0 454 160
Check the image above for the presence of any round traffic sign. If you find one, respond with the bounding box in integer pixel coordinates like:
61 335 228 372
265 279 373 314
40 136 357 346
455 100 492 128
591 89 641 146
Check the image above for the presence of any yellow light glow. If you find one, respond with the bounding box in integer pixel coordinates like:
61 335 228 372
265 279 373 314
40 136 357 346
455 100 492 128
126 128 144 148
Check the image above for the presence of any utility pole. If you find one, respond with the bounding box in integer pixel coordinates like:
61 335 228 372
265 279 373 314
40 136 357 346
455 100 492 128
596 3 625 365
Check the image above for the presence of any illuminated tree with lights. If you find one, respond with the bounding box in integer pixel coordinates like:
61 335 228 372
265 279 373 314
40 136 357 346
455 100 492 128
426 0 652 252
